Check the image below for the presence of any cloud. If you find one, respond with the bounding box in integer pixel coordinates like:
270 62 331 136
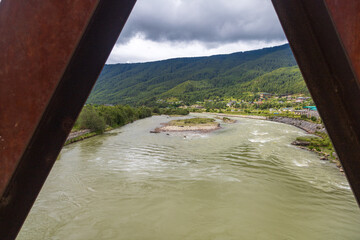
119 0 285 44
107 35 286 64
107 0 287 63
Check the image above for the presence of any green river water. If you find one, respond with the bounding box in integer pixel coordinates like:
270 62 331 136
18 114 360 240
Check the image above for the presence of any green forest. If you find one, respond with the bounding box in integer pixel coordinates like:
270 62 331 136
87 44 308 106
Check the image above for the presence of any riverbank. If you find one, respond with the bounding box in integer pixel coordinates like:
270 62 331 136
214 113 267 120
207 112 341 170
268 116 326 134
66 111 341 171
65 127 117 146
65 111 190 145
65 129 94 145
64 104 165 146
268 117 341 169
210 113 324 134
209 112 325 135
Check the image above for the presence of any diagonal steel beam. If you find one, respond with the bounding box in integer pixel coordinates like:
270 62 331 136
272 0 360 205
0 0 136 239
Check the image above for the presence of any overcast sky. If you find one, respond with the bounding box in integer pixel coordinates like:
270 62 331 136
107 0 287 64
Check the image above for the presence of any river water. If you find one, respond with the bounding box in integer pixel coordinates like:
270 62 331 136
18 114 360 240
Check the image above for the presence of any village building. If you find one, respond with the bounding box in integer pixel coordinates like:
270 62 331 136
190 104 205 109
294 109 308 115
226 100 237 107
294 106 320 119
260 92 272 99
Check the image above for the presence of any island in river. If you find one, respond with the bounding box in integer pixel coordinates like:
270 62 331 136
151 117 220 133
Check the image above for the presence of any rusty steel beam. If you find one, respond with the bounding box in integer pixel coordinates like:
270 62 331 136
272 0 360 205
0 0 136 239
325 0 360 82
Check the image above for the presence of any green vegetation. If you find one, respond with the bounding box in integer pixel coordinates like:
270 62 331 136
296 132 337 162
235 66 306 95
223 117 231 121
66 105 190 145
222 117 236 123
77 107 106 133
158 108 189 115
87 44 308 106
169 118 216 126
66 104 155 145
74 104 153 132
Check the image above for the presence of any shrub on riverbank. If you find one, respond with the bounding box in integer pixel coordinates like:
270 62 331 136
295 132 337 162
78 106 106 133
296 132 333 149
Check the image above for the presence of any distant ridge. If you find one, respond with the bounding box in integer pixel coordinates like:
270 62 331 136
88 44 308 105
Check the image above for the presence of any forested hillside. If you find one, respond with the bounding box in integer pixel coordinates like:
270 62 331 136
87 44 308 106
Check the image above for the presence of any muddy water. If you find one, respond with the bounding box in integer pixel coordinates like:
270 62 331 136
18 114 360 240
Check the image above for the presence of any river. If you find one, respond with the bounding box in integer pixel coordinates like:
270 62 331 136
18 114 360 240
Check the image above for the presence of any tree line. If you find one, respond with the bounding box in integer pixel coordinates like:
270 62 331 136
74 105 188 133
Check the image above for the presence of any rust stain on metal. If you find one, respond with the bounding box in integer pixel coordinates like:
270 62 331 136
0 0 137 238
0 0 99 197
272 0 360 204
325 0 360 82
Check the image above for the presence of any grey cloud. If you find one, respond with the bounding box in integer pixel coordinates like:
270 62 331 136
118 0 286 46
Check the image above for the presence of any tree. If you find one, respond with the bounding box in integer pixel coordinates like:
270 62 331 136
152 107 160 114
78 106 106 133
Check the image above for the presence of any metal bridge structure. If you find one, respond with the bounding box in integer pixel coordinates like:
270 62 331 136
1 0 360 239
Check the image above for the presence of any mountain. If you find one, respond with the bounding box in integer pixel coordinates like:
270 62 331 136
87 44 308 105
